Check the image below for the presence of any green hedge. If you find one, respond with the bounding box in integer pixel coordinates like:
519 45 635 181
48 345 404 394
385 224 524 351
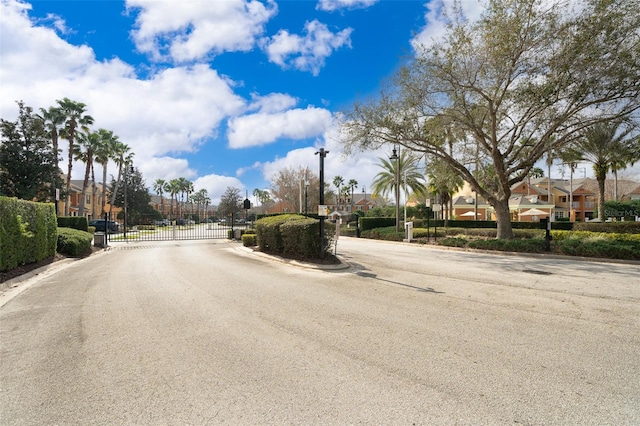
57 216 89 231
360 217 396 231
573 221 640 234
363 217 574 231
255 214 333 258
281 218 325 258
0 197 57 272
242 234 256 247
56 227 93 257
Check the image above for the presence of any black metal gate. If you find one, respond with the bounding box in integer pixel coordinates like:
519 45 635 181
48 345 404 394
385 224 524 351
104 214 251 242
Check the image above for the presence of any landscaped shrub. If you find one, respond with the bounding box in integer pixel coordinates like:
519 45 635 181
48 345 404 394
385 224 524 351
56 227 93 257
254 214 306 252
255 214 333 258
281 218 323 258
438 237 468 247
0 197 57 272
468 238 547 253
242 233 256 247
556 238 640 260
57 216 89 231
360 226 404 241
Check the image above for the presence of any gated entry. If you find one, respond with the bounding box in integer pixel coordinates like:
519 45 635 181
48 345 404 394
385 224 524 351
104 213 251 243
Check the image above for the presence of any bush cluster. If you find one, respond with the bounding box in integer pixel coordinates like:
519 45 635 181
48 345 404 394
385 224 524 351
0 197 57 271
56 227 93 257
254 214 333 259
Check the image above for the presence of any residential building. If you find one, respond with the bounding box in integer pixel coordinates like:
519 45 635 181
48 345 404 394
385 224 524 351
450 177 640 222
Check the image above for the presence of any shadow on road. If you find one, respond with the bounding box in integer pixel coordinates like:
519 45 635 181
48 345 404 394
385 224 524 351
354 270 445 294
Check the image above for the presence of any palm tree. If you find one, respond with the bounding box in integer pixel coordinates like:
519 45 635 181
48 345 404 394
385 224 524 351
426 159 463 223
57 98 94 215
94 129 117 216
109 141 133 209
74 130 100 217
165 179 181 219
153 178 166 216
372 150 426 229
38 106 64 174
332 176 344 206
559 149 582 221
37 106 65 212
175 177 193 218
527 167 544 196
573 120 638 221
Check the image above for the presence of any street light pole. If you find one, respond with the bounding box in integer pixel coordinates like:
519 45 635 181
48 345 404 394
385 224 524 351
390 146 400 232
315 148 329 257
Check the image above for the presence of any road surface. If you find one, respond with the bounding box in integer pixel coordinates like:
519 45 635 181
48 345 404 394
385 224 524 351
1 238 638 424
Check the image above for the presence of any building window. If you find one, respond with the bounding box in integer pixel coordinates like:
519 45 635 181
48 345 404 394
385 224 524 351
555 211 565 219
86 195 91 205
560 196 567 203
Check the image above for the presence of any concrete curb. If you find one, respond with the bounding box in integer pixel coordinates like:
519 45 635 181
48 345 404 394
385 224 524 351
0 249 109 308
235 245 350 271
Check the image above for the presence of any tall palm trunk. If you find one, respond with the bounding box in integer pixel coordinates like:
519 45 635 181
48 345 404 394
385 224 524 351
64 120 77 216
78 151 92 216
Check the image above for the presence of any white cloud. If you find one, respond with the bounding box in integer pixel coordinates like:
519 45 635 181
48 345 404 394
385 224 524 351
247 92 298 114
316 0 378 12
227 106 333 149
141 157 197 183
257 122 390 194
411 0 484 49
261 19 352 76
0 0 247 184
193 173 245 204
127 0 277 63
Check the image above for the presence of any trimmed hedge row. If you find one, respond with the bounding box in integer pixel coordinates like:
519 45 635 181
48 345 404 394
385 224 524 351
254 214 333 258
573 221 640 234
0 197 57 272
362 217 575 231
56 227 93 257
57 216 89 232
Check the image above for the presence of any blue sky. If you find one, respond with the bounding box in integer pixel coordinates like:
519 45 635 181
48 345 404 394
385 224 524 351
1 0 468 204
2 0 618 206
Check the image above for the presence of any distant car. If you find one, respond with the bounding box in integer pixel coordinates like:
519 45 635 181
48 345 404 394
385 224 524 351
89 219 120 233
154 219 171 226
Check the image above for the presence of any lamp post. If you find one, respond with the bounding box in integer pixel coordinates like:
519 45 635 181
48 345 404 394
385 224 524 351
123 164 133 241
304 177 309 217
315 148 329 257
389 146 400 232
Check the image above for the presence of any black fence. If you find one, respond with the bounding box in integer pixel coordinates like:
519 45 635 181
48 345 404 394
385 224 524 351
103 214 252 242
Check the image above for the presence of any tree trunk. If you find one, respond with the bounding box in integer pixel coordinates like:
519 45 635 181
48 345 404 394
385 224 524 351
101 166 108 215
597 172 606 221
78 161 91 217
493 198 514 239
110 164 122 207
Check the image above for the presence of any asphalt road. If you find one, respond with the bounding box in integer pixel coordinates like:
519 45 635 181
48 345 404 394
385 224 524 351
1 237 638 425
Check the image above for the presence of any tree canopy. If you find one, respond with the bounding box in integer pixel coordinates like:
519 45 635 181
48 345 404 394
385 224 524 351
340 0 640 238
0 101 62 202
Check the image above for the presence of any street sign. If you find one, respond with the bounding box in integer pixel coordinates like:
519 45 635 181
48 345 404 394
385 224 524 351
318 205 328 216
425 198 431 207
432 203 442 212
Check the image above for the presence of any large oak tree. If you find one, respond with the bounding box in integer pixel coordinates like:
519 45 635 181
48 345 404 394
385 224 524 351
340 0 640 238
